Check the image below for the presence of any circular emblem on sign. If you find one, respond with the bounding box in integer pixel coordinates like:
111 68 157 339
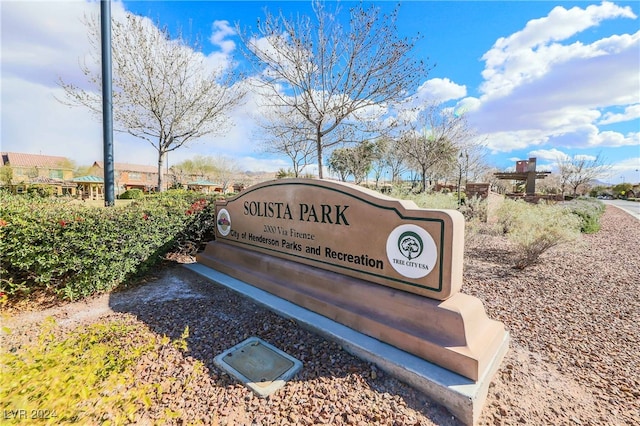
216 208 231 236
386 224 437 279
398 231 423 260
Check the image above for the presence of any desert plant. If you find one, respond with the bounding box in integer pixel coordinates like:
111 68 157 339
0 318 155 423
0 318 198 424
497 199 581 269
391 189 459 210
563 198 605 233
458 195 488 222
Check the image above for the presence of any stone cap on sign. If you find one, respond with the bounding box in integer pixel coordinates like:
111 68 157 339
214 178 464 300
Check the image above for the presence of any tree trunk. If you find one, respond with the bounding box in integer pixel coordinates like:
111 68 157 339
157 151 166 192
421 166 428 193
316 130 323 179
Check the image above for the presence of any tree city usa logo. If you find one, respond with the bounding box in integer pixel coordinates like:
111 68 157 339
386 224 437 279
398 231 423 260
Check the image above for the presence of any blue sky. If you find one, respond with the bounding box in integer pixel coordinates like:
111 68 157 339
2 0 639 183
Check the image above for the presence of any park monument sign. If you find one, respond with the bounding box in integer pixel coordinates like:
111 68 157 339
198 179 508 382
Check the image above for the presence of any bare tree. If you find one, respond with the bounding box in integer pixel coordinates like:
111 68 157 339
240 0 427 178
59 13 245 191
398 105 471 192
369 138 390 188
211 156 241 192
557 153 610 196
258 109 317 177
457 137 488 185
383 137 409 184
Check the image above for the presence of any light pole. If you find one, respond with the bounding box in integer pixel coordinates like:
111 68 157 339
464 150 469 187
457 152 463 205
101 0 114 206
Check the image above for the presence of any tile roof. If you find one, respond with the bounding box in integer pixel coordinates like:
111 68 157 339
188 179 221 186
29 176 77 187
1 152 73 169
93 161 158 174
72 175 104 183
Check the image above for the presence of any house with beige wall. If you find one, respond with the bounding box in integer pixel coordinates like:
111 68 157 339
0 152 77 196
1 152 248 197
91 161 161 194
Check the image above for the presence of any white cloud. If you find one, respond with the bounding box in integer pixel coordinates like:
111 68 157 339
573 154 598 161
205 20 238 73
210 20 236 53
480 1 636 99
586 129 639 147
468 1 639 154
1 0 100 89
453 97 481 116
2 77 103 164
599 104 640 124
236 156 289 173
2 0 637 179
414 78 466 104
603 156 640 183
528 148 571 162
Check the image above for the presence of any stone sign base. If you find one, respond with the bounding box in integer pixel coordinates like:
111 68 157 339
186 262 509 425
198 241 508 382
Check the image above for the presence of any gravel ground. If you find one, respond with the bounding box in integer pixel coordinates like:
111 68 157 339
2 205 638 425
466 205 640 425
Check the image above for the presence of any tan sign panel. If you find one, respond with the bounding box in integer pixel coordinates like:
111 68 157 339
215 179 464 300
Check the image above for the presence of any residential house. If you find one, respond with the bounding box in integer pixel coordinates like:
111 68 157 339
91 161 160 194
0 152 249 197
0 152 77 196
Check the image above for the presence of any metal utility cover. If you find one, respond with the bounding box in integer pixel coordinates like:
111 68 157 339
214 337 302 397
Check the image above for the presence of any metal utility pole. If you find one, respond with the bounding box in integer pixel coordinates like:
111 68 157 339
101 0 115 206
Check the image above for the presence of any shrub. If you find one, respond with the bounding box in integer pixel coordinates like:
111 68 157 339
390 189 459 210
0 192 217 300
26 184 55 198
0 318 195 424
497 199 581 269
0 318 155 423
150 190 218 255
563 198 605 233
458 195 488 222
119 188 144 200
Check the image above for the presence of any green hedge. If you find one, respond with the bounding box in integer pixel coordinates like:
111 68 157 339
119 188 144 200
0 191 218 300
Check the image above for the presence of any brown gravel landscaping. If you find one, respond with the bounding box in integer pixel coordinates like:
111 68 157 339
2 205 638 425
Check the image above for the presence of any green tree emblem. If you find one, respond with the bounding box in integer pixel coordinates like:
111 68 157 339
398 231 423 260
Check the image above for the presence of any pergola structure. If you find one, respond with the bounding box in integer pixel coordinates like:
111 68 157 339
73 175 104 200
187 179 222 194
494 157 550 195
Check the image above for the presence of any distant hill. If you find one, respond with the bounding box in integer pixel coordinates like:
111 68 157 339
590 179 613 187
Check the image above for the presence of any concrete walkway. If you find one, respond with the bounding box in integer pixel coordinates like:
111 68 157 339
602 200 640 221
